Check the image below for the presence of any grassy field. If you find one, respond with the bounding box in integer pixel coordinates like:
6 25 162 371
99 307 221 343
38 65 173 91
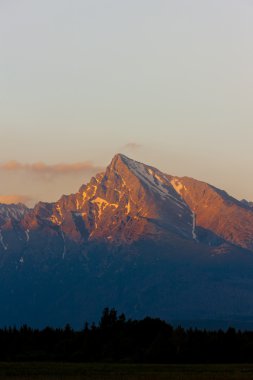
0 363 253 380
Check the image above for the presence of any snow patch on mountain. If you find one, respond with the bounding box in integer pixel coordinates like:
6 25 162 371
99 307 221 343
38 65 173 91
120 155 187 209
192 213 197 241
0 230 7 250
171 178 187 196
60 228 66 259
125 200 131 215
56 205 63 219
0 204 28 222
50 215 62 225
91 197 119 220
76 199 81 210
25 229 30 242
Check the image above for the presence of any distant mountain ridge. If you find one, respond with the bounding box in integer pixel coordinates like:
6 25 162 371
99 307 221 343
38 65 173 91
1 154 253 328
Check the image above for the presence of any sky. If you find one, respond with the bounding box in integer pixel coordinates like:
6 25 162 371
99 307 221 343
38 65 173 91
0 0 253 206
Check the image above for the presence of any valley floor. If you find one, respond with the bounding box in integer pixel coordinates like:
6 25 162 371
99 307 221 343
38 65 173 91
1 363 253 380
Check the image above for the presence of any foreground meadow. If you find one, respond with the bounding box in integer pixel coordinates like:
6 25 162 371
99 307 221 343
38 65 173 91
0 363 253 380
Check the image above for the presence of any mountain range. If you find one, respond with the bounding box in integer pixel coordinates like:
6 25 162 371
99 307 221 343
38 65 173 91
1 154 253 328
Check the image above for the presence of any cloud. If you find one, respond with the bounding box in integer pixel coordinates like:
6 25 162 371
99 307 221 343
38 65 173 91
0 161 103 178
123 143 142 151
0 195 33 205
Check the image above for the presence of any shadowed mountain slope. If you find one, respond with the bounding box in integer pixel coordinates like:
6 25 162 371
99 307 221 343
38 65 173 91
0 154 253 327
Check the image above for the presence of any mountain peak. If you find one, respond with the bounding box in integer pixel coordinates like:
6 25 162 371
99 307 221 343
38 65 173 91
109 153 154 178
108 154 147 182
2 154 253 328
2 154 253 252
112 153 129 160
109 153 134 170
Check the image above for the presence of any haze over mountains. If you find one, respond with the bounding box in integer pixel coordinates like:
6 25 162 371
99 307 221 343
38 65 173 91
1 154 253 328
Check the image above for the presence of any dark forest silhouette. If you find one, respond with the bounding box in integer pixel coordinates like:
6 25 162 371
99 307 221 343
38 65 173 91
0 308 253 363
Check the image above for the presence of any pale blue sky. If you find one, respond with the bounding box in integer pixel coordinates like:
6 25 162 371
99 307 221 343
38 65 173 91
0 0 253 205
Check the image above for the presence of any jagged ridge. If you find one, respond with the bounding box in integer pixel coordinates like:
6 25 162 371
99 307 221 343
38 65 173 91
1 154 253 327
1 153 253 254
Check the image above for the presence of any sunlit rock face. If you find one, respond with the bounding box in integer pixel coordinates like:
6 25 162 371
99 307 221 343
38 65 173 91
170 176 253 251
2 153 253 253
1 154 253 328
70 153 194 244
2 154 194 251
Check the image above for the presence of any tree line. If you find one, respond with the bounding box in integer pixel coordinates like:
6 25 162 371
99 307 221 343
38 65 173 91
0 308 253 362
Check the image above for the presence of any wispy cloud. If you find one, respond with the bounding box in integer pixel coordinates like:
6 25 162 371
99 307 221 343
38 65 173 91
0 161 103 178
0 194 33 205
0 160 105 206
123 143 142 151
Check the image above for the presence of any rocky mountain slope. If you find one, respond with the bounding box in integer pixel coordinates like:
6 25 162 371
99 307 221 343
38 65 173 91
1 154 253 328
170 176 253 251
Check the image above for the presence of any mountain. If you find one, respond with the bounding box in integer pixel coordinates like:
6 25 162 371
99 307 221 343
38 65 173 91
170 176 253 251
0 203 28 229
242 199 253 209
1 154 253 328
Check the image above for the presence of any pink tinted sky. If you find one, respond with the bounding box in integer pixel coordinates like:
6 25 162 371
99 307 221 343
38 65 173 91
1 0 253 206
